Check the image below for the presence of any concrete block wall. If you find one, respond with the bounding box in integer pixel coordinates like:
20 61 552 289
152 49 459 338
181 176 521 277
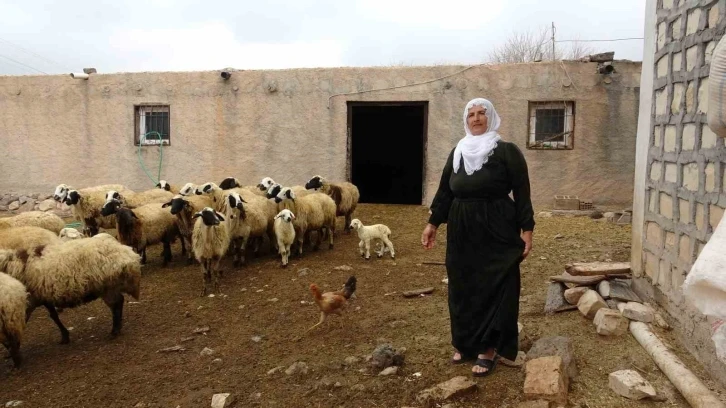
639 0 726 385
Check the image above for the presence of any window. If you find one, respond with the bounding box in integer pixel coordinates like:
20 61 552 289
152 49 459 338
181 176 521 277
135 105 170 146
527 101 574 149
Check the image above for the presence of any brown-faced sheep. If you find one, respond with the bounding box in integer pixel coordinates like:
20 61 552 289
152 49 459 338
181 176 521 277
0 211 66 234
0 272 27 368
101 199 180 266
0 226 61 251
162 194 215 265
0 235 142 345
192 207 230 296
305 175 360 234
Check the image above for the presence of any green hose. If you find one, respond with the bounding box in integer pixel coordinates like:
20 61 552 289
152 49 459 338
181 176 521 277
137 131 165 186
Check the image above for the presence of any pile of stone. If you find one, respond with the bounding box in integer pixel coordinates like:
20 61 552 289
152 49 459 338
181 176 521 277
0 192 70 216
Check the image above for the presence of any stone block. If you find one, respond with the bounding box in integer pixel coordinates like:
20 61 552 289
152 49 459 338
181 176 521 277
664 125 677 152
671 83 684 114
655 88 668 115
682 163 699 191
679 234 691 262
648 189 657 212
658 259 672 290
653 125 662 147
687 9 702 35
650 161 662 181
709 4 720 29
659 193 673 219
8 201 19 211
702 124 718 148
673 52 682 72
686 81 696 112
527 336 577 380
679 199 690 223
686 45 699 71
594 309 629 336
608 370 657 400
577 290 607 319
665 231 676 250
657 55 668 78
416 376 477 405
211 393 235 408
622 302 655 323
597 280 610 299
699 78 709 114
646 222 662 245
706 41 716 64
696 203 705 231
710 205 725 229
662 0 673 9
523 356 569 405
705 163 716 192
682 123 696 149
672 16 682 39
645 251 659 280
664 163 678 183
657 22 666 49
564 287 589 305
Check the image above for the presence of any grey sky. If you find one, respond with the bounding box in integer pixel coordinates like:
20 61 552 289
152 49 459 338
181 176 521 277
0 0 645 75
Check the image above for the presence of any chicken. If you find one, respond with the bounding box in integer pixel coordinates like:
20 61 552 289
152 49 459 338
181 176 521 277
306 276 357 332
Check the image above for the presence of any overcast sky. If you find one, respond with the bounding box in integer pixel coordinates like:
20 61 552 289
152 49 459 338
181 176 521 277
0 0 646 75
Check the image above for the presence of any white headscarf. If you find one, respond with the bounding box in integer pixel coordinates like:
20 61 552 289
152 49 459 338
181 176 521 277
453 98 502 175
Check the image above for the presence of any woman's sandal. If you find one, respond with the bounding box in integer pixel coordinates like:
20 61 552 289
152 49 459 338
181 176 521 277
472 354 500 377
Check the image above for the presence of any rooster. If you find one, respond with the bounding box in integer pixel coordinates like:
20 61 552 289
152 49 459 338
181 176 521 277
306 276 357 332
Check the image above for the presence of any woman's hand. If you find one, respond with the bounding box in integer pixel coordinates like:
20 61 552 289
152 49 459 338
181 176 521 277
422 224 437 249
521 230 533 259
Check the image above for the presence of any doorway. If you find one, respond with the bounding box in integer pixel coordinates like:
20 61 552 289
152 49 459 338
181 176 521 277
348 102 428 204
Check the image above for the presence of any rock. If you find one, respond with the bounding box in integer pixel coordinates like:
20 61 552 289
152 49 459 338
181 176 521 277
298 268 310 277
18 196 29 205
416 376 477 405
344 356 361 366
590 210 604 219
200 347 215 356
285 361 309 376
608 369 657 400
527 336 577 379
593 309 629 336
351 384 366 392
0 206 7 212
606 299 620 310
554 234 564 239
316 376 339 389
577 290 607 319
565 262 631 276
563 287 589 305
211 393 235 408
38 199 55 212
212 358 223 364
369 344 405 370
379 366 399 376
18 201 34 212
545 282 578 314
251 335 264 343
597 281 611 299
523 356 569 405
5 402 24 407
388 320 408 328
267 365 285 375
8 201 19 211
0 195 13 206
622 302 654 323
538 211 553 218
609 280 642 303
501 351 526 368
193 326 211 334
517 401 551 408
157 345 185 353
654 312 671 330
334 265 352 271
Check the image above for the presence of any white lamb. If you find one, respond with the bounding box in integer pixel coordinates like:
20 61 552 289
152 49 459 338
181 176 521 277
349 219 395 260
273 209 296 268
59 227 84 241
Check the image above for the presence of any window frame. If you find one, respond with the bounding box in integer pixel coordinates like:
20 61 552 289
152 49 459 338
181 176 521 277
526 101 575 150
134 104 171 146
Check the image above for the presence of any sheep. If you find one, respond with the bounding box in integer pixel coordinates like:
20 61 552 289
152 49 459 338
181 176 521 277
274 187 336 256
59 227 84 241
265 183 311 200
63 189 123 236
0 272 27 368
156 180 181 195
52 183 130 203
192 207 230 296
0 211 66 234
101 199 181 266
273 209 296 268
222 191 275 266
195 182 262 213
218 177 241 190
179 183 197 196
349 219 395 260
0 236 142 345
104 188 175 209
305 176 360 234
0 226 61 251
162 194 214 265
257 177 276 193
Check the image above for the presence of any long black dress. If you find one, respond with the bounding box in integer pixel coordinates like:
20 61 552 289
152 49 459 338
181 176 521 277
428 141 535 362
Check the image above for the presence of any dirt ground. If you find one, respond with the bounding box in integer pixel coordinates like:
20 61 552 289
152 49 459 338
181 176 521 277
1 204 724 408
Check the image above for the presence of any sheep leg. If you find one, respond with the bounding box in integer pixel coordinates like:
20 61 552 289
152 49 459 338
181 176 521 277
344 213 352 234
234 237 247 267
180 236 187 256
103 291 125 337
358 240 365 257
382 236 395 259
200 262 211 297
6 336 22 368
375 240 385 258
44 304 70 344
212 257 223 294
25 303 38 323
277 237 287 268
162 240 172 267
185 236 195 265
364 239 371 260
252 236 262 258
328 225 335 250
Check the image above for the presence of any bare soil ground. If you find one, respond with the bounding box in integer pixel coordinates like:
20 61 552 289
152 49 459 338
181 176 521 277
1 204 724 407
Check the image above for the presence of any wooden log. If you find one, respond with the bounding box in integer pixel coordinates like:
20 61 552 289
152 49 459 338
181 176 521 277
565 262 631 276
403 287 435 298
549 273 630 287
544 282 579 314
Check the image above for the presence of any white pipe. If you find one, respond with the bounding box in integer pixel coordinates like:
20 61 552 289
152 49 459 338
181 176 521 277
629 321 725 408
70 73 89 80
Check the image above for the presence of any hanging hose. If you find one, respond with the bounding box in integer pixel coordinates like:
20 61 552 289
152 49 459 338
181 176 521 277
137 131 165 186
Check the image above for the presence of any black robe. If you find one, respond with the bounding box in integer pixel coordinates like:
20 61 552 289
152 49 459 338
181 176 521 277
428 141 535 361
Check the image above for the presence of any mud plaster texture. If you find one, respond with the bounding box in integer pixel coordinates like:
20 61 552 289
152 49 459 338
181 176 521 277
0 61 640 208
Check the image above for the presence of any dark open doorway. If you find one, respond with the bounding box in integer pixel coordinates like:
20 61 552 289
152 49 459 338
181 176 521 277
348 102 428 205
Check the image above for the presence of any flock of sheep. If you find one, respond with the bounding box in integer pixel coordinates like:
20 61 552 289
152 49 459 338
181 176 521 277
0 175 396 370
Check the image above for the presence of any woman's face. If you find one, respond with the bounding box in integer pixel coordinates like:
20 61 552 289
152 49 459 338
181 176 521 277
467 105 488 136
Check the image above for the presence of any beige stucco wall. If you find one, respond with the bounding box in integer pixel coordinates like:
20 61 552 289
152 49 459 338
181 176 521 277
0 61 640 208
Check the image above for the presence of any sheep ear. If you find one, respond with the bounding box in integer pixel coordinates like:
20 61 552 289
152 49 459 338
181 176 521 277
291 213 296 220
239 197 247 203
161 201 171 208
155 182 161 187
192 212 202 219
215 212 226 222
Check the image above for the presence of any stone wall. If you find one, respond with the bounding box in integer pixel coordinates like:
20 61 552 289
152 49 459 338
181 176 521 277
635 0 726 385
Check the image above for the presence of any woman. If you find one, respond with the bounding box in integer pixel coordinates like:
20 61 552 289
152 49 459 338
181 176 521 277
421 97 534 377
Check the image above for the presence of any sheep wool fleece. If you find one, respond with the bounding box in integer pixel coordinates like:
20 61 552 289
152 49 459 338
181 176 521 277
428 141 535 361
